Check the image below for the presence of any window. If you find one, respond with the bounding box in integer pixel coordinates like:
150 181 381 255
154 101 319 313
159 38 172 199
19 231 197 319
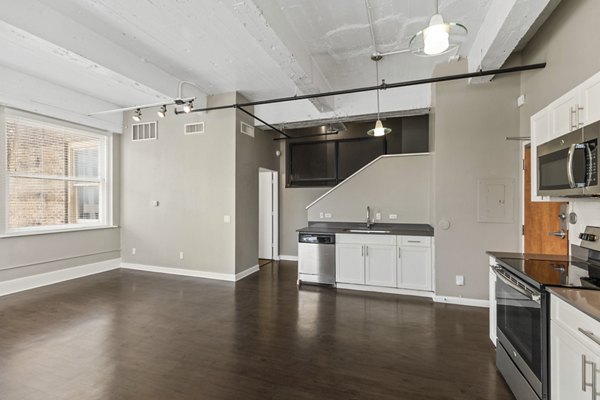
4 112 111 234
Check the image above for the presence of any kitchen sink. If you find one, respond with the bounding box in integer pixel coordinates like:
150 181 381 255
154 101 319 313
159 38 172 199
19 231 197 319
345 229 392 234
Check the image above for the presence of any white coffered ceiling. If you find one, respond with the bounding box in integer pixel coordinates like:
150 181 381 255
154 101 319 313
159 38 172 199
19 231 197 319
0 0 560 132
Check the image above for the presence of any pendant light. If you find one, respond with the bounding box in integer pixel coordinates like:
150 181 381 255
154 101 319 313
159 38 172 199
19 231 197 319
367 58 391 137
409 0 468 56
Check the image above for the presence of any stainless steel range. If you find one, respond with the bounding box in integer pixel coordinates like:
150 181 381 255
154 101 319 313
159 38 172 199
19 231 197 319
493 226 600 400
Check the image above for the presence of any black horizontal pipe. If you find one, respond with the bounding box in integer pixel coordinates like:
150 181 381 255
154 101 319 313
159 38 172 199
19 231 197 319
174 62 546 140
273 131 340 141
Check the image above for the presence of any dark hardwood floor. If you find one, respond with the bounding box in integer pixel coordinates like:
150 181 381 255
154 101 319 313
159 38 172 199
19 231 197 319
0 261 514 399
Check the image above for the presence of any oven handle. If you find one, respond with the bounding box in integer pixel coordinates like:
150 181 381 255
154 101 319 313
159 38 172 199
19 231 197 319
567 144 578 188
493 267 541 304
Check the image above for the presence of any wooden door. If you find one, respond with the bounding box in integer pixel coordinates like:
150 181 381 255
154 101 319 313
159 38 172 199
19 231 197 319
524 147 568 255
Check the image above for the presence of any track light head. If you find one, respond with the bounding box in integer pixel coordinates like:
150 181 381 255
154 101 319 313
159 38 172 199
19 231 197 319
183 101 193 113
157 105 167 118
132 109 142 122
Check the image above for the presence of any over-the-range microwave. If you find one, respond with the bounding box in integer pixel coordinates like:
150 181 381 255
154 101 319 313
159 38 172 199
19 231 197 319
537 120 600 197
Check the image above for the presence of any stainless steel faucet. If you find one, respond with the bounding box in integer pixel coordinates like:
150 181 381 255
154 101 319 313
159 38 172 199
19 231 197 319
366 206 373 229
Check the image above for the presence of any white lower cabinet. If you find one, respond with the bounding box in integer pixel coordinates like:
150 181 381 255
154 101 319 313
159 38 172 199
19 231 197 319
335 243 365 284
365 244 397 287
397 246 431 291
551 295 600 400
336 234 433 292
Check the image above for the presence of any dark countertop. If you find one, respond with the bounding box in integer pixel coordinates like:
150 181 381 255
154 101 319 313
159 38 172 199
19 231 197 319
297 222 434 236
548 287 600 323
486 251 572 262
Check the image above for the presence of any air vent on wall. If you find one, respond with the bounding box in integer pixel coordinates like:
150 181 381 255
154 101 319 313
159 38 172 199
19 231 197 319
132 121 157 141
240 121 254 138
184 122 205 135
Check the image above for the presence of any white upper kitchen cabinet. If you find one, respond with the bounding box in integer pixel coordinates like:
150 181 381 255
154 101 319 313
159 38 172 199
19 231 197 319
548 87 581 139
581 72 600 126
365 244 397 287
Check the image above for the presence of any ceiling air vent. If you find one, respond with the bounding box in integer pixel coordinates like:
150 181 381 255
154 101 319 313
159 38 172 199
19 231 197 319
240 121 254 138
132 121 157 141
184 122 205 135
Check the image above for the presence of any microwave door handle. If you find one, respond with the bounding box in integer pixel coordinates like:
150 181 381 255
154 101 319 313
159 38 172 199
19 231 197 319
586 143 593 187
567 144 577 188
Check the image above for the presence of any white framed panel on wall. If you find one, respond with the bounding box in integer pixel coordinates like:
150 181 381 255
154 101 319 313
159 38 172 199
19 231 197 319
477 178 515 223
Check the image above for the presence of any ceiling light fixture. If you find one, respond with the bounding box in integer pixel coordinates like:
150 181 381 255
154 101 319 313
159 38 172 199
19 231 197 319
183 101 193 113
132 109 142 122
367 57 391 137
157 105 167 118
409 0 467 57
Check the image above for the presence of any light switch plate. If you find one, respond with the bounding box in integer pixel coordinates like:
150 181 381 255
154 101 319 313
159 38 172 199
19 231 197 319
224 215 231 223
319 212 324 219
324 213 332 219
456 275 465 286
375 212 381 220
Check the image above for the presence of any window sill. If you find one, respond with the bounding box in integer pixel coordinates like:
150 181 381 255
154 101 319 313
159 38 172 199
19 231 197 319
0 225 119 239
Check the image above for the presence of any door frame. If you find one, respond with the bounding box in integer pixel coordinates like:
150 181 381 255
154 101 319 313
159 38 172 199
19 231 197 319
259 168 279 260
520 140 530 252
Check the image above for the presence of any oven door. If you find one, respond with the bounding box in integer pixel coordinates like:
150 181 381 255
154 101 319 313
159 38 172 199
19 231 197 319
494 266 544 398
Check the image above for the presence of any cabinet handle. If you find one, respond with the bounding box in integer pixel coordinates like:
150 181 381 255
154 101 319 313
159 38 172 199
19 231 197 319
366 245 368 257
582 354 596 394
361 245 364 257
579 328 600 347
579 105 585 127
571 107 578 130
398 247 401 259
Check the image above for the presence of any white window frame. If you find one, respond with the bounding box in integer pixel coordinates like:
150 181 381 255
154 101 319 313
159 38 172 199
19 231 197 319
0 108 113 236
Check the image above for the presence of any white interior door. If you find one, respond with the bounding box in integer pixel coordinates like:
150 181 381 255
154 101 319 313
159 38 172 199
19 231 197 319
259 170 278 260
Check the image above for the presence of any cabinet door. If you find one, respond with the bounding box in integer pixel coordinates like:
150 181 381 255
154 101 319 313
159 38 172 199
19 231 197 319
551 321 599 400
549 88 580 139
581 72 600 126
530 110 551 202
365 244 396 287
336 243 365 284
397 246 432 291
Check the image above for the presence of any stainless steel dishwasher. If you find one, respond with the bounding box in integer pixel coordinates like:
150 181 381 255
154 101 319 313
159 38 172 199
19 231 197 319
298 233 335 286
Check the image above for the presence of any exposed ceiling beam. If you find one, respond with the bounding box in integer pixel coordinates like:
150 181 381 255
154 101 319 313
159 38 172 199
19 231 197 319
467 0 561 83
224 0 335 112
1 0 204 104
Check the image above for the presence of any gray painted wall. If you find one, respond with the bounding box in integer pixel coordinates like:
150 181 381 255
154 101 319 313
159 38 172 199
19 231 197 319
235 95 279 273
306 154 433 224
433 59 522 300
120 93 237 275
0 130 121 283
278 142 328 257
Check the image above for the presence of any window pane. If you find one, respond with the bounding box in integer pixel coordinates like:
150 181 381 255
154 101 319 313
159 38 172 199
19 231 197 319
76 185 100 221
338 139 385 180
289 142 336 184
7 119 102 178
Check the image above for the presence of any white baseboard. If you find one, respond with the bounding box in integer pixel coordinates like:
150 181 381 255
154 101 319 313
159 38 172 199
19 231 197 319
0 258 121 297
122 263 238 282
434 295 490 308
279 255 298 261
235 265 259 281
336 283 435 299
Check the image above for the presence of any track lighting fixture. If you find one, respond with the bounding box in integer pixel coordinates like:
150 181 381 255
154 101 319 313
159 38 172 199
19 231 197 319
157 105 167 118
132 109 142 122
183 101 193 113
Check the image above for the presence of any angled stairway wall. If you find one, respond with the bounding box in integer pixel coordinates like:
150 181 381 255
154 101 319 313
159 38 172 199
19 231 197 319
306 154 433 224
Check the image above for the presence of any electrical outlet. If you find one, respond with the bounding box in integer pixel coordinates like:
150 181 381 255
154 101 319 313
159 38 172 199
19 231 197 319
132 248 136 255
150 200 159 207
179 251 184 260
224 215 231 223
375 212 381 220
324 213 332 219
389 214 398 220
319 212 324 219
456 275 465 286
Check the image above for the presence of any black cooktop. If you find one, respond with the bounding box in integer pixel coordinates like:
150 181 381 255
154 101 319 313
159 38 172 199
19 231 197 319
496 257 600 290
